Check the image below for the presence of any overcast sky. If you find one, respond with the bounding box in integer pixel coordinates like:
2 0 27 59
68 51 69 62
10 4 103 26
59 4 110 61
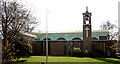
22 0 119 32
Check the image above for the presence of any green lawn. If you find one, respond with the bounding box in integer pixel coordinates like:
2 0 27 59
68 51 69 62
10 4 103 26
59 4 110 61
15 56 120 64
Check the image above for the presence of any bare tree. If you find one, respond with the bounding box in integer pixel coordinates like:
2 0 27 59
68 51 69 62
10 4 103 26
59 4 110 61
0 0 37 62
0 1 37 41
100 20 118 40
100 20 120 54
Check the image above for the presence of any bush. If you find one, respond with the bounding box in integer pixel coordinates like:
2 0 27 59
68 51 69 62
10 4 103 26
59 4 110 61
13 34 32 58
2 40 19 63
72 48 104 57
86 49 104 57
72 48 84 57
2 34 32 63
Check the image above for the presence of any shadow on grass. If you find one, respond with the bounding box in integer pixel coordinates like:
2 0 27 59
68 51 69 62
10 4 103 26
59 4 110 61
1 60 27 64
92 57 120 64
16 60 27 62
2 62 116 64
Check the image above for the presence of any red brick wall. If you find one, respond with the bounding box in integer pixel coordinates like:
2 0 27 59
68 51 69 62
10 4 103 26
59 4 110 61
50 41 65 55
92 41 116 57
32 42 42 55
32 41 116 57
32 43 36 55
74 42 80 48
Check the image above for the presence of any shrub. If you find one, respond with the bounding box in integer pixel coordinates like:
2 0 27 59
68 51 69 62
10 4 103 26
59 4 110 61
2 34 32 63
86 49 104 57
2 40 19 63
72 48 84 57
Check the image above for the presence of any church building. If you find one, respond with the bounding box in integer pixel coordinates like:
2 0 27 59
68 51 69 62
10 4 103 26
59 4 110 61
31 7 116 57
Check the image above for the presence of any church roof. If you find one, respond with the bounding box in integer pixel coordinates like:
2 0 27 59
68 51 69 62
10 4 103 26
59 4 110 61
32 30 109 41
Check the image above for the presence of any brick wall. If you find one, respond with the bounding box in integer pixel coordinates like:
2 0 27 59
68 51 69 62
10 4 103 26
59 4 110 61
32 42 42 55
50 41 65 56
32 41 116 57
92 41 116 57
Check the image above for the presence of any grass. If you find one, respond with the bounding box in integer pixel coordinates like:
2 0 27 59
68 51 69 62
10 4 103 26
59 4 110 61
15 56 120 64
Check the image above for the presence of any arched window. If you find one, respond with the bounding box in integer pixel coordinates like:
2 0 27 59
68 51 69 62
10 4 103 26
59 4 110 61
57 37 66 41
43 38 51 41
92 37 98 40
72 37 81 41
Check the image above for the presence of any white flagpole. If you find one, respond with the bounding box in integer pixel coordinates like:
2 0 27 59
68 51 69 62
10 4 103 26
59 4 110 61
46 9 48 64
118 1 120 43
0 14 2 64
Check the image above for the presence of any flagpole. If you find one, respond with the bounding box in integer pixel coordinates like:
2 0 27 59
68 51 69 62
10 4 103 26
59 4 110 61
0 14 2 64
118 1 120 54
46 9 48 64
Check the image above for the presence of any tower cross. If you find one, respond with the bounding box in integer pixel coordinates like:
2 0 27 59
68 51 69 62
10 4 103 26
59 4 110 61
85 26 89 37
86 6 88 11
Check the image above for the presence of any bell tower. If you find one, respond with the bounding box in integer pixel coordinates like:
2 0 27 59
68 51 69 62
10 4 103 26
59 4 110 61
82 6 92 53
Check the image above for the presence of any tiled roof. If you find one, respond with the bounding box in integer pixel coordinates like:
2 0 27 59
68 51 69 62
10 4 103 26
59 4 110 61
31 30 109 41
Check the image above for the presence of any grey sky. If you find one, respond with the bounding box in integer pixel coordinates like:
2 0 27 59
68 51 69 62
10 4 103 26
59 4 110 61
22 0 119 32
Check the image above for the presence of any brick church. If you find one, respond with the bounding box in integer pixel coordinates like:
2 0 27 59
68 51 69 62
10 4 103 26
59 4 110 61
31 7 116 57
